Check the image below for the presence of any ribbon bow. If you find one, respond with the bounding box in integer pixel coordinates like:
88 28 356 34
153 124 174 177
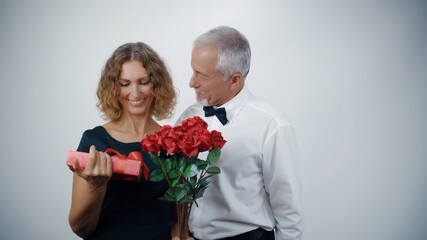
203 106 228 125
105 148 150 181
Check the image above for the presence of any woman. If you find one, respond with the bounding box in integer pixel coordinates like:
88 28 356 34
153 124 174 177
69 42 178 239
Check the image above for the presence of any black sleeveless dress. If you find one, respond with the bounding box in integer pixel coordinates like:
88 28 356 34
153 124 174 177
77 126 174 240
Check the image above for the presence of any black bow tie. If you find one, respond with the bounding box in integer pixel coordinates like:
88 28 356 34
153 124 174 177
203 106 228 125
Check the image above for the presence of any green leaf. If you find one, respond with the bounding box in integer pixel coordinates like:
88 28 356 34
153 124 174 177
189 175 198 186
195 187 207 199
188 155 198 164
171 177 180 187
183 164 199 177
165 188 176 198
178 194 193 205
168 169 181 179
174 187 187 201
206 166 221 174
195 159 208 170
199 174 214 182
160 189 176 202
164 159 172 173
150 169 165 181
178 157 187 172
159 196 174 202
149 153 159 165
197 179 210 189
207 149 221 165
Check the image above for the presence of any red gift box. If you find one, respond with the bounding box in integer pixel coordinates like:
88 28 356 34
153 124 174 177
66 150 147 182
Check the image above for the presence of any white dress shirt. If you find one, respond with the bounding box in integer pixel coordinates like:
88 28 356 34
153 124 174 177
177 86 305 240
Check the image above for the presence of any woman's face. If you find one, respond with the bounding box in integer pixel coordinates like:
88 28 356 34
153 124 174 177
117 60 154 118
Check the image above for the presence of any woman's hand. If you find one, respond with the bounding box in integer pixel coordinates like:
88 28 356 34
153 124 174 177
72 145 113 191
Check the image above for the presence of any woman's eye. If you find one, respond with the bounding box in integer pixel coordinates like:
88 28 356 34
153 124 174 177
119 82 129 87
140 81 150 85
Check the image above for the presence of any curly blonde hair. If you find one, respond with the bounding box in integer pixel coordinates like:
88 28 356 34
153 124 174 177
96 42 177 121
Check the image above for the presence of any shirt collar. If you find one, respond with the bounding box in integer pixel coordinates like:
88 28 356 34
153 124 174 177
219 85 250 124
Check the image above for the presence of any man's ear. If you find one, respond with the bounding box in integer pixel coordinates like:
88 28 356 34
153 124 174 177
229 72 244 90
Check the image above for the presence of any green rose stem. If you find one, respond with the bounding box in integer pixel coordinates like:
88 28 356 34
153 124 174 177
148 147 223 239
175 154 190 240
176 182 191 239
154 155 172 186
153 154 192 239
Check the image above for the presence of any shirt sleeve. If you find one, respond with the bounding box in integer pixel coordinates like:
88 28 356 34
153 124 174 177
262 124 305 240
76 131 91 153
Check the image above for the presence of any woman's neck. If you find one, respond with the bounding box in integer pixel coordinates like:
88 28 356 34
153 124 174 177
104 114 160 143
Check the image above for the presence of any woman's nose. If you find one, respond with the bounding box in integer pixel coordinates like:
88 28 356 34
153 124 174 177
130 84 140 97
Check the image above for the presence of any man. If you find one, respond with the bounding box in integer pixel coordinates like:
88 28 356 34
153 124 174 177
177 26 305 240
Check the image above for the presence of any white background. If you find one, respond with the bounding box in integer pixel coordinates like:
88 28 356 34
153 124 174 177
1 1 426 239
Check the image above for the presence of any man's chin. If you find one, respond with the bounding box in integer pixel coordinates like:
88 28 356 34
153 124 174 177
197 99 209 106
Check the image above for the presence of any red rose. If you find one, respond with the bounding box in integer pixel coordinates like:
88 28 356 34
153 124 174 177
194 129 212 152
142 116 226 157
172 125 185 136
211 130 226 149
181 116 208 134
158 125 172 132
177 134 201 157
141 133 161 153
158 125 180 154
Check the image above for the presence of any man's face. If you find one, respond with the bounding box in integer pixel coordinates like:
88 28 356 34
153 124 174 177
189 45 234 106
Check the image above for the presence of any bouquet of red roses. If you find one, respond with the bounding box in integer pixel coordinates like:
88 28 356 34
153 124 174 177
141 116 226 239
